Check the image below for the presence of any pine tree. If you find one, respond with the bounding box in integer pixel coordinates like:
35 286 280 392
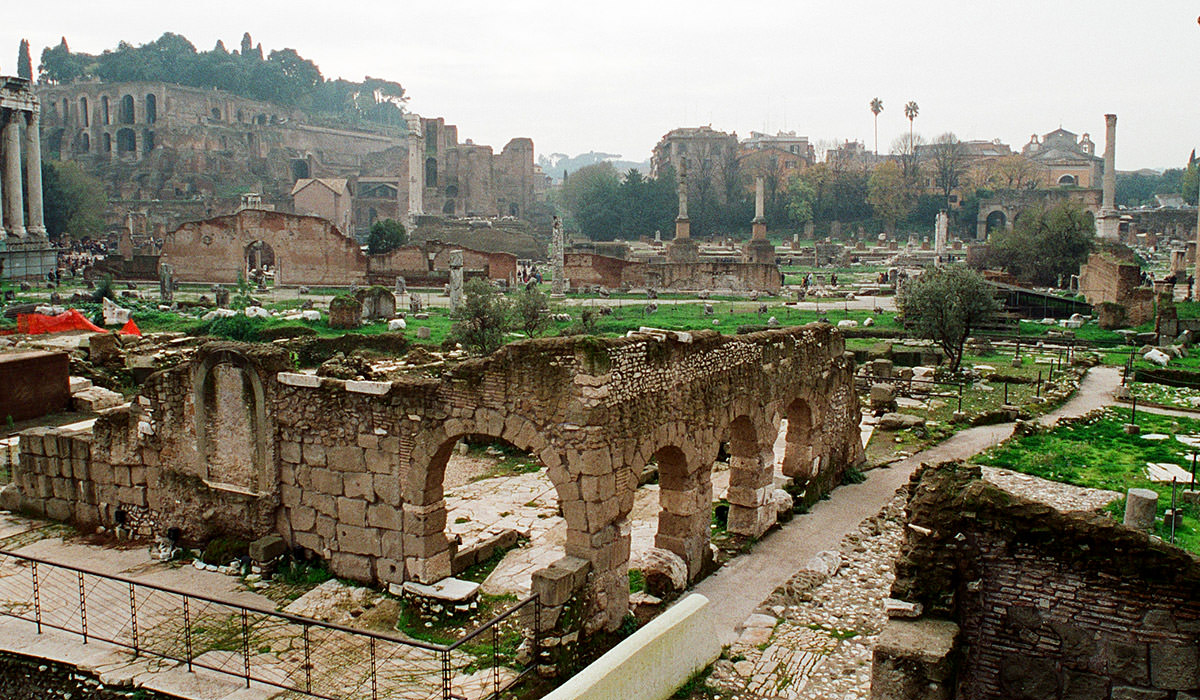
17 39 32 80
239 32 253 55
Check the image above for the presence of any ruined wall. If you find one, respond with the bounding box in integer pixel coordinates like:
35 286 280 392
872 462 1200 700
1078 252 1153 327
644 262 782 293
162 209 369 285
564 253 646 290
365 242 516 285
13 327 862 634
0 352 70 423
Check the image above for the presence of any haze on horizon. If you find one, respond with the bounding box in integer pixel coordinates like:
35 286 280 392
4 0 1197 171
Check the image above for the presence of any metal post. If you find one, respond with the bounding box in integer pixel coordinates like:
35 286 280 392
241 608 250 688
1170 479 1178 544
1192 451 1197 488
958 384 963 413
1004 382 1009 405
78 571 87 644
129 582 138 656
442 649 453 700
492 623 500 695
31 562 41 634
303 624 311 693
1131 395 1137 425
183 596 193 671
370 637 378 700
1037 371 1042 397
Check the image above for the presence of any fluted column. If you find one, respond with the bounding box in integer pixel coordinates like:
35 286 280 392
2 110 25 238
24 109 44 237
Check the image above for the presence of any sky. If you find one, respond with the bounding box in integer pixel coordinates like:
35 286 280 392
4 1 1198 170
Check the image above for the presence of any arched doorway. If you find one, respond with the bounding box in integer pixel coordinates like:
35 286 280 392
425 158 438 187
244 240 276 282
985 210 1007 233
649 445 712 583
726 415 773 537
780 397 818 484
145 94 157 124
291 159 310 180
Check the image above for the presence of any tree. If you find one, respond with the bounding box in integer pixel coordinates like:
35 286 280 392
986 154 1040 191
17 40 32 80
41 161 106 240
928 132 969 209
870 98 883 156
898 265 998 373
38 38 86 84
367 219 407 254
904 100 919 144
450 278 511 355
891 133 925 183
1182 160 1199 206
784 175 816 229
867 161 912 233
511 286 551 338
560 163 621 240
985 202 1095 286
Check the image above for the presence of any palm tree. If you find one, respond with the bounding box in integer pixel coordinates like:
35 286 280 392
904 100 920 145
870 98 884 156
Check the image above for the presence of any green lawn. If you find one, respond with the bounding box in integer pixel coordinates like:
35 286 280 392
974 407 1200 554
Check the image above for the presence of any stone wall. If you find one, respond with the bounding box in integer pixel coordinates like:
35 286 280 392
1078 252 1154 328
564 252 646 290
12 328 862 634
872 462 1200 700
645 261 782 293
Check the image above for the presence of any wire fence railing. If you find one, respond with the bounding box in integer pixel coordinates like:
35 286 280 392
0 548 541 700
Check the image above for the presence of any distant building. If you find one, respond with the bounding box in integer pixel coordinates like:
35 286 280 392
1021 128 1103 188
292 178 353 234
741 130 815 164
651 126 739 202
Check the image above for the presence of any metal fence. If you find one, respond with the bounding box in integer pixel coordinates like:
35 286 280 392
0 548 541 700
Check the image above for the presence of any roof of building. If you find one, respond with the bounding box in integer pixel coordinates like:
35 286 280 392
290 178 350 196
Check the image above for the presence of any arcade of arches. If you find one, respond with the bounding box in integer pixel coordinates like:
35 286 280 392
12 328 863 634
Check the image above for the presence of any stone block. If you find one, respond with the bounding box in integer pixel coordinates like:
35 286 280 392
1111 688 1168 700
343 472 374 501
372 475 400 504
365 449 392 474
870 619 958 700
336 524 381 557
311 468 342 495
249 535 287 563
277 372 322 388
0 484 20 512
998 654 1059 700
288 504 317 532
327 445 366 472
367 503 401 531
329 552 373 581
1150 643 1199 689
336 497 368 527
1103 639 1150 685
532 556 591 607
280 441 301 464
302 442 327 467
1062 670 1109 700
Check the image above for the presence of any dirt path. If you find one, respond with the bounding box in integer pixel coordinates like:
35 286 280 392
690 364 1122 648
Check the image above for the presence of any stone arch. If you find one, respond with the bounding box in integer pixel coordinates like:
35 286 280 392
101 132 111 153
79 97 89 127
116 128 136 155
725 413 776 537
145 94 157 124
780 396 820 483
192 350 269 493
985 209 1007 232
1058 174 1077 186
142 129 155 153
403 413 565 583
645 442 713 583
119 94 135 124
100 96 110 125
442 200 456 215
80 133 90 153
61 99 69 124
290 159 310 180
445 185 459 198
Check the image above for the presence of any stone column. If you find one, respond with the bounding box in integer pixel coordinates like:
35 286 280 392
23 109 44 237
159 263 173 302
448 249 464 310
2 111 25 238
405 114 424 226
935 210 948 257
0 115 4 241
752 177 766 236
550 217 565 297
1098 114 1119 241
668 167 700 263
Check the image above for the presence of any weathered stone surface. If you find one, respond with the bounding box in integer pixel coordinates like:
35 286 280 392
249 534 287 563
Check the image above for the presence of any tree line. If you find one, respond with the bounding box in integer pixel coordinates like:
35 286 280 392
31 33 408 127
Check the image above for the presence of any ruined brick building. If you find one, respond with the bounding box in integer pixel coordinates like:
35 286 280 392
36 82 550 237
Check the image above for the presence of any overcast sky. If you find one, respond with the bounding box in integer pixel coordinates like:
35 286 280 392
4 1 1197 169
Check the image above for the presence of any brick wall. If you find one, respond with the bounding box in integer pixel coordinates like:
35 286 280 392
874 462 1200 700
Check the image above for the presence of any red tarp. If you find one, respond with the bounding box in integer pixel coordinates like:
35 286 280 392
2 309 141 336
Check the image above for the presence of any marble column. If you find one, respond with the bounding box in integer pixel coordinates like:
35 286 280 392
2 110 25 238
449 249 465 309
1098 114 1119 241
550 217 565 297
24 109 44 237
751 177 766 239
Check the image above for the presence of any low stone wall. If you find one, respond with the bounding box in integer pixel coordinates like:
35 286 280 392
542 594 720 700
871 462 1200 700
0 649 180 700
645 261 782 293
1079 252 1153 328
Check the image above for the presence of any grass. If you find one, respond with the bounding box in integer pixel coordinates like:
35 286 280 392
465 440 544 481
628 569 645 594
973 406 1200 554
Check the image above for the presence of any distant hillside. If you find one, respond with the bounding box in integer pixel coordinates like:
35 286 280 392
35 32 407 128
538 151 651 182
